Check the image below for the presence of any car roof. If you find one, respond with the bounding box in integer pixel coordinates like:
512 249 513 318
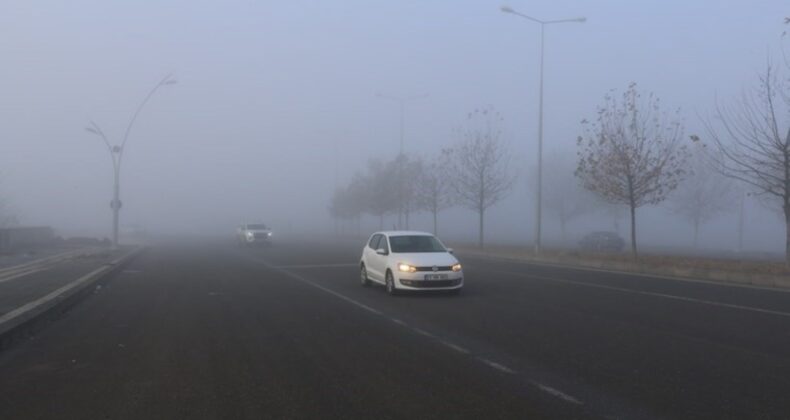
375 230 434 237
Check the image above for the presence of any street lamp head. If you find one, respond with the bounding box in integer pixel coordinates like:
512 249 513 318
163 79 178 85
500 5 515 14
574 17 587 23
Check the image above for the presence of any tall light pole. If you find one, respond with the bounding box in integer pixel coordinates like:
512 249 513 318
376 92 428 229
501 6 585 253
86 74 177 248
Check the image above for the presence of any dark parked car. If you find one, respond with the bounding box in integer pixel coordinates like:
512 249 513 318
579 231 625 252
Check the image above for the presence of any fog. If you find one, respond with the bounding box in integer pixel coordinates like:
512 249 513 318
1 1 788 256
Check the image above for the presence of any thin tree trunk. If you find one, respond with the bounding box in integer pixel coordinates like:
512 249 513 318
785 204 790 266
560 218 567 248
433 208 438 236
630 203 638 259
693 219 700 249
479 207 484 249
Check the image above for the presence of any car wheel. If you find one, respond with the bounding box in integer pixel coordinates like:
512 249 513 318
385 270 398 296
360 264 370 287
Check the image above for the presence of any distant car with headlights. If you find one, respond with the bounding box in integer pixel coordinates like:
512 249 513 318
579 231 625 252
237 223 273 246
359 231 463 295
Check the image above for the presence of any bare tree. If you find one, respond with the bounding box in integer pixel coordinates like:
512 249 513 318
543 153 599 246
451 106 516 248
576 83 689 258
669 144 735 248
398 154 424 230
701 63 790 263
363 159 399 229
415 149 455 235
328 181 366 236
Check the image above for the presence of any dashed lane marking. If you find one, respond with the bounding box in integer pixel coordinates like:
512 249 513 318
531 382 584 405
477 357 517 374
249 256 584 407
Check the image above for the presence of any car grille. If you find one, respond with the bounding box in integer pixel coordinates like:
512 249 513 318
414 266 453 272
405 279 462 288
253 233 270 239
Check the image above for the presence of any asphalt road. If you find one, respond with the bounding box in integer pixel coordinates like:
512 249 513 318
1 238 790 419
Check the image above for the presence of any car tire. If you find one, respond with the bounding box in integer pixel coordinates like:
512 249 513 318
360 264 370 287
385 270 398 296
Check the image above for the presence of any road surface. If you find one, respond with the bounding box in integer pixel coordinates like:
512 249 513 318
1 238 789 419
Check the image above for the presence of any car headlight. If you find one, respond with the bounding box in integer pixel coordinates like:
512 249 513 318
398 263 417 273
267 232 272 237
246 231 254 237
452 263 462 272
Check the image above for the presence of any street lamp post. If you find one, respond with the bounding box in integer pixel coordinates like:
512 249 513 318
376 92 428 229
86 74 176 248
501 6 585 253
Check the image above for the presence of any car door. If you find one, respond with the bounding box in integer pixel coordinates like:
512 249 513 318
368 234 390 282
364 234 383 281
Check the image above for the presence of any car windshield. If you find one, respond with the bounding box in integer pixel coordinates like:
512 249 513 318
389 235 446 253
246 224 268 230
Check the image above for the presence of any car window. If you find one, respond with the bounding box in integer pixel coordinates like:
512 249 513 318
379 236 390 253
389 235 445 253
368 234 381 249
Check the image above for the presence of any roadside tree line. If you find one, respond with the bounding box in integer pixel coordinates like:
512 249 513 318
329 106 515 248
332 20 789 262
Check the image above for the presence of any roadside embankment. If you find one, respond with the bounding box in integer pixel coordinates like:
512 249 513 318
455 245 790 289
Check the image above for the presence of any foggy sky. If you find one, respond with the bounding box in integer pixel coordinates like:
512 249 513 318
1 0 787 252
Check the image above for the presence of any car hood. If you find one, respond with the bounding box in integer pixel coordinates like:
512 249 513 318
392 252 458 267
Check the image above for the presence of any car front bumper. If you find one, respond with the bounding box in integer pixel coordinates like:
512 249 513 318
396 271 463 290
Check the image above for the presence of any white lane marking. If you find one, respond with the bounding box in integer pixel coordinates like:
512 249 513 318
531 382 584 405
465 252 790 293
257 261 383 316
490 269 790 318
439 340 471 354
0 249 82 276
411 327 436 338
251 256 585 407
274 263 359 269
0 266 50 284
477 357 517 374
390 318 408 326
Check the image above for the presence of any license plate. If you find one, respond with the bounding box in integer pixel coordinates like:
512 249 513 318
424 274 449 280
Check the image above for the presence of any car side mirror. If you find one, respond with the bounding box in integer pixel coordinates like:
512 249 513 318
447 248 454 254
376 248 388 255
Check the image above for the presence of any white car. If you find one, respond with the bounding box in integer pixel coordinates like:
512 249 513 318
359 231 463 295
237 223 273 246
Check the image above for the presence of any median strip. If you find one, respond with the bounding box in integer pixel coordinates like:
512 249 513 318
0 247 144 343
